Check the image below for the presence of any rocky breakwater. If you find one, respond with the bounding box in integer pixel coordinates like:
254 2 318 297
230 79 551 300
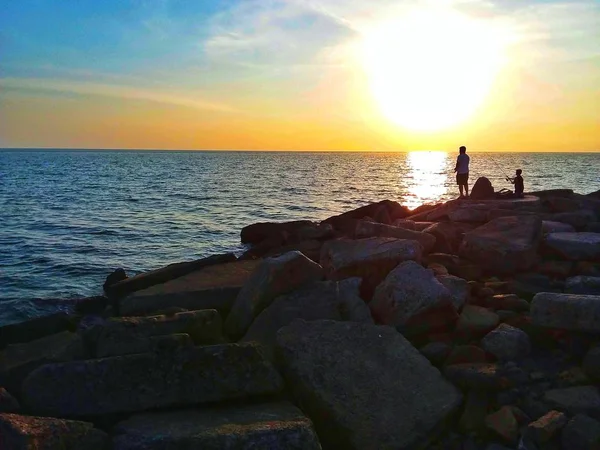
3 186 600 449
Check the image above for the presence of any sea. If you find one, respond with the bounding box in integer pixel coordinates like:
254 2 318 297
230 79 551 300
1 149 599 326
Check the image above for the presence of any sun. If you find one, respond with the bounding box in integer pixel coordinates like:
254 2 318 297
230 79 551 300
361 8 508 131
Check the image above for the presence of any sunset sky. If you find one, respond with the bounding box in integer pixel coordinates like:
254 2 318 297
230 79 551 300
1 0 599 151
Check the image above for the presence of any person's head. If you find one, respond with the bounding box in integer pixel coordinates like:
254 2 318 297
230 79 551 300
459 146 466 154
516 169 522 175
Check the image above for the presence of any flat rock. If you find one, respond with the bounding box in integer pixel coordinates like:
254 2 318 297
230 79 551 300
354 220 436 252
112 402 321 450
481 324 531 361
370 261 453 326
459 216 542 275
543 386 600 416
542 220 576 234
120 259 261 316
323 200 410 231
0 413 108 450
561 414 600 450
531 293 600 333
241 220 314 244
437 274 469 311
275 320 462 450
242 278 372 359
225 251 324 339
566 276 600 295
107 253 237 298
544 232 600 261
23 343 283 417
320 237 422 298
0 312 72 349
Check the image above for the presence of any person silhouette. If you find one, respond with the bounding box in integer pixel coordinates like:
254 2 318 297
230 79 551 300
506 169 524 198
454 146 470 198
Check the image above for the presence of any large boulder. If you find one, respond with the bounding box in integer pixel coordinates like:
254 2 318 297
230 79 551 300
119 259 261 317
23 343 283 417
0 413 108 450
275 320 462 450
97 333 194 358
459 216 542 275
566 276 600 295
548 210 598 230
106 253 237 298
542 220 576 234
544 232 600 261
448 207 489 223
240 220 314 244
481 324 531 361
437 274 470 311
112 402 321 449
225 251 324 339
369 261 454 326
543 386 600 416
561 414 600 450
319 237 422 299
531 293 600 333
0 312 72 349
242 278 372 359
470 177 495 200
323 200 410 231
354 221 436 252
423 222 464 253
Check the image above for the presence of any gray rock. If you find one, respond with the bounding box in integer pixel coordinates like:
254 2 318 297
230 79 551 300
531 293 600 333
523 410 567 445
543 386 600 416
23 343 283 417
242 278 372 359
587 222 600 233
583 346 600 381
241 220 315 244
225 251 324 339
275 320 462 450
566 276 600 295
91 309 223 357
459 216 542 275
542 220 576 234
0 413 108 450
0 387 20 413
0 331 85 394
544 232 600 261
113 402 321 450
97 333 194 358
319 237 422 298
449 206 489 223
561 414 600 450
392 219 417 230
354 221 436 252
549 210 598 230
437 274 469 311
369 261 454 326
444 363 515 390
456 305 500 336
419 342 451 366
0 312 72 349
481 324 531 361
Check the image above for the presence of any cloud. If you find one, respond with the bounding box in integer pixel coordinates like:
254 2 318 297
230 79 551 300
0 77 239 113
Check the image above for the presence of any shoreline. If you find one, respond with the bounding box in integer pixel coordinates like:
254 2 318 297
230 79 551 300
2 183 600 448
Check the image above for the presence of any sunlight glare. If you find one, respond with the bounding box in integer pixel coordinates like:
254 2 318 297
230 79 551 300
405 151 448 209
361 8 509 131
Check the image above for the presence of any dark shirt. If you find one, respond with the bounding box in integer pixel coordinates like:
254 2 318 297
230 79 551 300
514 175 524 196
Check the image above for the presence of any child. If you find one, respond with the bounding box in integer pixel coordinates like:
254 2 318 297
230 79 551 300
506 169 524 198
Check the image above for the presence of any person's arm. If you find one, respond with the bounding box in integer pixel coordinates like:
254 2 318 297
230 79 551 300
454 157 459 173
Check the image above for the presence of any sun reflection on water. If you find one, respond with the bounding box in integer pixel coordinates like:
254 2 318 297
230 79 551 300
404 151 449 210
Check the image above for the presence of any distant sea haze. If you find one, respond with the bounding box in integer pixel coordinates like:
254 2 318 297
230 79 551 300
1 150 599 325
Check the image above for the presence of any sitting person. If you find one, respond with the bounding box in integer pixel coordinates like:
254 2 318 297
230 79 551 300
506 169 524 198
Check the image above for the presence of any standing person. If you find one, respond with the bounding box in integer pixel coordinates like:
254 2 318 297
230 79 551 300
506 169 524 198
454 146 470 198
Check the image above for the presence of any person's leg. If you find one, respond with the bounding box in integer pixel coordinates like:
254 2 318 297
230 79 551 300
465 181 469 198
458 183 464 198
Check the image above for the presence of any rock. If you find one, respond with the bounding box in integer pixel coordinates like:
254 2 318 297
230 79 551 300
241 220 314 244
524 410 568 445
419 342 452 366
543 386 600 416
471 177 495 200
457 305 500 336
73 296 109 315
107 253 237 298
531 293 600 333
448 207 489 223
459 216 542 275
542 196 582 213
485 406 519 444
437 275 469 311
354 221 436 252
561 414 600 450
103 268 127 294
323 200 410 231
392 219 416 230
444 363 514 390
481 324 531 361
544 232 600 261
537 260 574 278
575 262 600 277
445 345 486 365
587 222 600 233
549 210 598 230
100 333 194 358
112 402 321 450
275 320 462 450
242 278 372 359
0 413 108 450
428 262 449 276
0 388 20 413
542 220 576 234
460 390 489 432
583 346 600 381
453 263 484 281
374 204 392 224
225 251 324 339
509 274 562 300
92 309 224 357
0 331 85 395
423 222 463 253
487 209 538 221
369 261 454 326
120 259 261 317
319 237 422 299
414 221 435 231
23 342 283 417
425 253 462 272
566 276 600 295
294 223 334 241
0 312 72 349
486 294 530 312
